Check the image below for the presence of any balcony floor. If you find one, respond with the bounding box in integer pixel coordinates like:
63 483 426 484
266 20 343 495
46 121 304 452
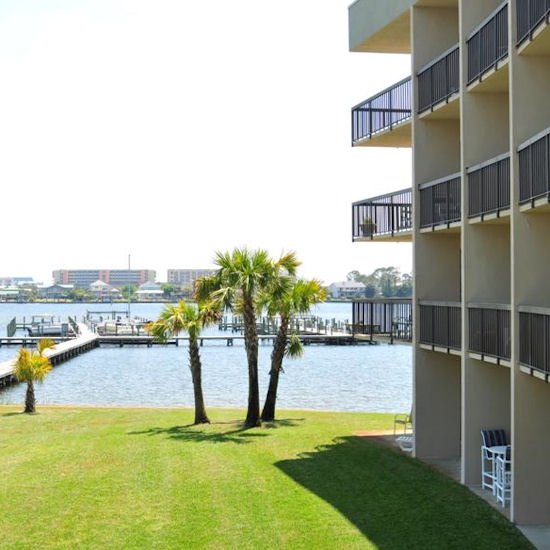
418 94 460 120
354 119 411 148
354 231 412 243
519 18 550 56
467 58 509 94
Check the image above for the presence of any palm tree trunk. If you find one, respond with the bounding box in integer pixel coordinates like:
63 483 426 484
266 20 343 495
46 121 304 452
261 316 289 422
243 296 260 427
25 381 35 414
188 337 209 424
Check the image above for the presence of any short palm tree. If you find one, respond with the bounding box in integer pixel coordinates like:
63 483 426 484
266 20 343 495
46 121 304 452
14 338 56 414
261 279 326 422
196 248 299 427
148 300 219 425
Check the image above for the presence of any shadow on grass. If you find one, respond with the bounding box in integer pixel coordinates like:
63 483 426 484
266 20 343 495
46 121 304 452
128 417 304 444
1 412 23 417
275 436 533 550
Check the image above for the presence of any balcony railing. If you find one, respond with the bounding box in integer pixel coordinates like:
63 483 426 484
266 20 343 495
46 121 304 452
517 0 550 46
351 77 412 145
419 302 462 351
468 153 510 218
352 188 412 241
468 304 511 362
467 2 509 85
419 173 461 229
417 44 459 114
353 299 412 343
519 127 550 205
520 306 550 376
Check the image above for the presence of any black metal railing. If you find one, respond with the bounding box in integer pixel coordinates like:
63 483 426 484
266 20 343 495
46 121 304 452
419 173 461 229
467 2 508 85
519 307 550 375
419 302 462 351
519 127 550 204
351 77 412 145
468 153 510 218
417 44 460 114
352 188 412 241
353 299 412 343
517 0 550 46
468 304 511 361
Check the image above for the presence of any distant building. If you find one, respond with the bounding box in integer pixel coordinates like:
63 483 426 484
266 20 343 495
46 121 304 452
328 281 366 299
53 269 156 288
0 277 35 287
136 282 164 301
89 280 121 299
167 269 215 288
37 284 74 300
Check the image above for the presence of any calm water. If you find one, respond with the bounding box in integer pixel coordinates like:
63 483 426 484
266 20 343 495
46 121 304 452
0 302 412 413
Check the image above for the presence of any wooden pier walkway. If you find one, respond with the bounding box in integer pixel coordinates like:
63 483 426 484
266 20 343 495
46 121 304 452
0 324 98 388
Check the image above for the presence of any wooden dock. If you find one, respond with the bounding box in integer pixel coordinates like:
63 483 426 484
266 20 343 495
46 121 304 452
0 324 98 388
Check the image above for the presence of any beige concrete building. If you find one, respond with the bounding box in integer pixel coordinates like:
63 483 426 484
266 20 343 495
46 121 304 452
350 0 550 527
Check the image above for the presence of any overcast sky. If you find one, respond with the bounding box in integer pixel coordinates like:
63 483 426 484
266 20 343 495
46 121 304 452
0 0 411 284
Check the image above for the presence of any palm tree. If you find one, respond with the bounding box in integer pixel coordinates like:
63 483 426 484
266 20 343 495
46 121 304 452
260 279 326 422
148 300 219 425
14 338 56 413
196 248 299 427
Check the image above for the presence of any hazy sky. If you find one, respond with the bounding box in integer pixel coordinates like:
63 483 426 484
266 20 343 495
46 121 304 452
0 0 411 284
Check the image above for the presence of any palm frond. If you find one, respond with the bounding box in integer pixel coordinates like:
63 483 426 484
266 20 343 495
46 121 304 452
285 333 304 359
37 338 56 356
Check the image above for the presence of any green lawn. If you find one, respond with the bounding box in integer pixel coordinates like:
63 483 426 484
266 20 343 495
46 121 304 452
0 406 533 549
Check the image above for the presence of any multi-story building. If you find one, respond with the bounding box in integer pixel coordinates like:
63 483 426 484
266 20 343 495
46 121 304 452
167 269 215 288
53 269 156 288
349 0 550 526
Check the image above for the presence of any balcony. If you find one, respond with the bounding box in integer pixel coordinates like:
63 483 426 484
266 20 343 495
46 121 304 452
417 44 460 118
352 298 412 343
517 0 550 53
419 301 462 354
519 306 550 382
419 173 461 231
468 304 511 365
351 77 412 147
467 153 511 222
467 2 509 91
352 188 412 242
519 127 550 210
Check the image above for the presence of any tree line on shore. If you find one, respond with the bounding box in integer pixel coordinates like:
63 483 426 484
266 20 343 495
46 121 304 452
347 267 412 298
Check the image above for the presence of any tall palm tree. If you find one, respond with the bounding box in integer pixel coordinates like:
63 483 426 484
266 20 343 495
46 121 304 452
14 338 56 414
260 279 326 422
148 300 219 425
196 248 299 427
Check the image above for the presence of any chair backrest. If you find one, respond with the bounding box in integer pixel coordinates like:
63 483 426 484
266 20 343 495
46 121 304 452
481 429 507 448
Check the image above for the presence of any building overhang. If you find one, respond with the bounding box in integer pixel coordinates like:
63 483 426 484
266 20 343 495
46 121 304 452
349 0 413 53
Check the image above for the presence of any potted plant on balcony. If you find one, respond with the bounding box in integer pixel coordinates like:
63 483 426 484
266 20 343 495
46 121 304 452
360 216 376 237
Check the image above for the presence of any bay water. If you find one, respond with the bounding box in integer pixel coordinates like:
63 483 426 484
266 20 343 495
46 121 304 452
0 302 411 413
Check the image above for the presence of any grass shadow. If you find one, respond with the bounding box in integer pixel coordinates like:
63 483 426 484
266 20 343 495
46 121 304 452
275 436 533 550
1 412 24 417
128 423 269 445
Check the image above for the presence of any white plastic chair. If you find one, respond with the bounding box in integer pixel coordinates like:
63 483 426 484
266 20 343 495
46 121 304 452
480 429 507 493
495 452 511 507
